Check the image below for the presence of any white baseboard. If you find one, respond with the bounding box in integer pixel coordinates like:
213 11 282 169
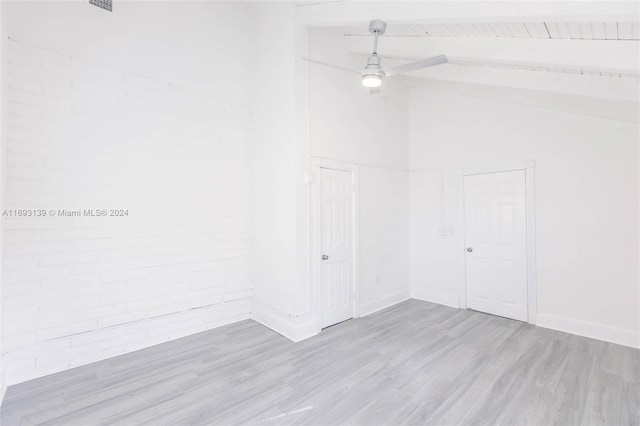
359 290 411 317
251 300 318 343
255 295 640 350
536 313 639 349
411 288 459 309
253 293 413 340
410 292 639 349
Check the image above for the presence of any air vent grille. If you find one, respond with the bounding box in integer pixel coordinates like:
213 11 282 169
90 0 112 12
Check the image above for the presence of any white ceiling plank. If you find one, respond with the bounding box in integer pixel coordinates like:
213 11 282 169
520 22 534 38
441 23 457 36
546 22 563 38
434 23 451 36
591 22 607 39
483 23 496 37
471 23 485 36
456 23 474 37
391 25 412 36
486 23 502 37
439 23 455 36
298 1 640 27
484 22 498 37
617 22 639 39
452 24 465 36
556 22 573 38
407 24 425 36
497 22 514 37
474 23 489 37
404 76 639 123
421 24 435 36
401 24 418 35
439 23 454 36
507 22 530 38
523 22 549 38
472 23 488 37
567 22 583 38
344 21 640 42
423 24 443 36
447 58 639 79
416 24 430 36
603 22 618 39
473 23 488 37
399 62 639 100
579 22 594 39
342 34 640 71
424 24 442 36
452 23 467 37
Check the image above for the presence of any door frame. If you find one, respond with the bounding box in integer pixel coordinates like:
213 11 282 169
310 158 360 333
457 160 537 324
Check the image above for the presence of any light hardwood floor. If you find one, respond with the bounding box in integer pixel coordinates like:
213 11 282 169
1 299 638 425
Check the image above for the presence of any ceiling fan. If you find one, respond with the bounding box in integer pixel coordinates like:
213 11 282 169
304 20 448 94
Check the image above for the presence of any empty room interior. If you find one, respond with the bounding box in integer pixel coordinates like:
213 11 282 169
0 0 638 424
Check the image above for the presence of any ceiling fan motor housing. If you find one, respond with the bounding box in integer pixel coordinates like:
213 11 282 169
362 53 385 88
368 19 387 35
364 54 385 77
366 54 381 67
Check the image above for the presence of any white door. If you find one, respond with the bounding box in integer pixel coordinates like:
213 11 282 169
320 168 354 328
464 170 528 321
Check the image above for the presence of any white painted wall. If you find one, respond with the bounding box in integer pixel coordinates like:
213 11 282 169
410 167 460 308
249 3 314 341
250 2 297 319
309 28 411 316
358 167 410 313
409 86 640 347
0 0 5 401
2 1 255 384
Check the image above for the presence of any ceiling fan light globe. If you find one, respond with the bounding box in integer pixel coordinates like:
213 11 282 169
362 74 382 88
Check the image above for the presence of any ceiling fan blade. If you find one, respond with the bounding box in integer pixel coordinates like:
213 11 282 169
302 57 361 74
383 54 448 77
369 86 381 95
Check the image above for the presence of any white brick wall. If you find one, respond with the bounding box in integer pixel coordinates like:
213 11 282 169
3 40 253 385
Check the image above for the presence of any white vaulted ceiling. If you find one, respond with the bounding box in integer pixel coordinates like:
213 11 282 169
300 2 640 77
300 1 640 122
342 22 640 40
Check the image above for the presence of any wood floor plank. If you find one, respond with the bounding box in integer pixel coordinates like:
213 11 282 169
494 337 571 425
531 334 597 426
1 300 637 426
619 380 640 426
424 323 544 425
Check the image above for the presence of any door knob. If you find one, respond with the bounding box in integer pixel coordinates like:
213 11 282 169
322 254 329 260
466 247 473 253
